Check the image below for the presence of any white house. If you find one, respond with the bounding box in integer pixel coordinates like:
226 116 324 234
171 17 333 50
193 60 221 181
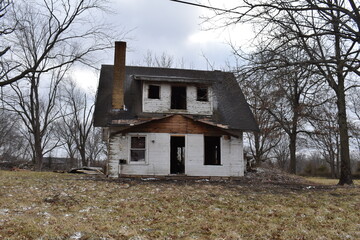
93 42 258 178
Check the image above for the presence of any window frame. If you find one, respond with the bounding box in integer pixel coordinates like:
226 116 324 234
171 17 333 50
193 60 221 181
148 85 160 99
196 87 209 102
129 136 147 163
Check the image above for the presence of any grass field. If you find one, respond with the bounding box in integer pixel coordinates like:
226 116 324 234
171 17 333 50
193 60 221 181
0 171 359 240
305 177 360 185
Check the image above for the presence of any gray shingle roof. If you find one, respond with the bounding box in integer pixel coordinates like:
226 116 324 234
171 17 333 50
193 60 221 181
93 65 258 132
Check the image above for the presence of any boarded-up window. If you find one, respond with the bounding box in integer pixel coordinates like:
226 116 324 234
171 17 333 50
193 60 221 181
197 87 208 102
130 137 146 162
148 85 160 99
204 136 221 165
171 86 187 109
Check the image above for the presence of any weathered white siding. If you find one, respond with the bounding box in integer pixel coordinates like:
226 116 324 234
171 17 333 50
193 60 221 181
107 132 244 177
185 134 244 177
142 82 213 115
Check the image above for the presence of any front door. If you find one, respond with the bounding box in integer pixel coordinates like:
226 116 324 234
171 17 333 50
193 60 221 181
170 136 185 174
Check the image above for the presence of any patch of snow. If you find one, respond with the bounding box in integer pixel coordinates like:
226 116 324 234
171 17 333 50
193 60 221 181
0 209 9 215
141 178 158 181
79 207 92 213
195 179 209 182
70 232 82 239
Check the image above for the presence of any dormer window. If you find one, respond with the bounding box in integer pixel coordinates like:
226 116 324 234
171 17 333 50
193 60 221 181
171 86 187 110
197 87 208 102
148 85 160 99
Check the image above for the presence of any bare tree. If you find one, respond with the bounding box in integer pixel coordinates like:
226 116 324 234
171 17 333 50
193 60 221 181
143 50 174 68
273 138 290 171
0 0 14 58
0 0 115 86
206 0 359 184
86 127 106 164
0 108 30 162
310 103 340 178
54 119 79 168
1 67 65 170
239 70 282 166
238 43 324 174
59 79 94 167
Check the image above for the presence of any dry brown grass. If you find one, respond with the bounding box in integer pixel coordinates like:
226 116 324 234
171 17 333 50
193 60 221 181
306 177 360 185
0 170 359 239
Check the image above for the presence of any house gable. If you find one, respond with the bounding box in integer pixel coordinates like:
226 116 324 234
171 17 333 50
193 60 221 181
113 115 237 137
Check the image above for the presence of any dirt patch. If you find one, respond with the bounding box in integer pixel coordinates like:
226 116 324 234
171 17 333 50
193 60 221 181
85 167 344 194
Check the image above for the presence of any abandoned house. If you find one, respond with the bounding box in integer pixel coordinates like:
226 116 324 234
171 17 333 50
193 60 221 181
93 41 258 178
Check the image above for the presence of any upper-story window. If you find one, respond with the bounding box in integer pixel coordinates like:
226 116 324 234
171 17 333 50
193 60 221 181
197 87 208 102
148 85 160 99
171 86 187 110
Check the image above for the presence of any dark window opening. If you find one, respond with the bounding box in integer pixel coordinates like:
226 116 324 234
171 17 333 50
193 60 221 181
130 137 146 162
171 86 187 109
204 136 221 165
148 85 160 99
197 87 208 102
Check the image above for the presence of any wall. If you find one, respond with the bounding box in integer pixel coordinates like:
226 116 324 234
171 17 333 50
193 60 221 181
142 82 213 115
107 132 244 177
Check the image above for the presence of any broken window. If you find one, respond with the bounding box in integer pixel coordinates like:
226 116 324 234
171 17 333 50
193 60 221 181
130 137 146 162
171 86 187 109
148 85 160 99
197 87 208 102
204 136 221 165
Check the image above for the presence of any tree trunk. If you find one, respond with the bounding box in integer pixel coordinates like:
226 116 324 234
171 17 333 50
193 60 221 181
80 148 87 167
289 134 296 174
330 157 336 179
254 132 262 165
34 138 43 171
336 138 340 178
337 90 353 185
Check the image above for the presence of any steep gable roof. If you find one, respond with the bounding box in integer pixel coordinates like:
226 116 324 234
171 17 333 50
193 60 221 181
93 65 258 132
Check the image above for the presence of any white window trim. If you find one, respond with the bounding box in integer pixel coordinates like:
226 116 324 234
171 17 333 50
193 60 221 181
128 135 148 165
147 84 161 100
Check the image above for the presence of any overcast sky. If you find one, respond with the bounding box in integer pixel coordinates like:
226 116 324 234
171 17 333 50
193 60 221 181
74 0 253 90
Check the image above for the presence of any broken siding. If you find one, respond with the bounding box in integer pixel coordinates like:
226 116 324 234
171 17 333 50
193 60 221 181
142 82 213 115
108 134 128 177
120 115 229 135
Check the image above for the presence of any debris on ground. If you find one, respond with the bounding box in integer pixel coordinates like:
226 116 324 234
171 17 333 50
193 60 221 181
68 167 104 175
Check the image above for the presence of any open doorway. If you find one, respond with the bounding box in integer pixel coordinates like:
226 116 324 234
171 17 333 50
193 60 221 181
170 136 185 174
171 86 186 109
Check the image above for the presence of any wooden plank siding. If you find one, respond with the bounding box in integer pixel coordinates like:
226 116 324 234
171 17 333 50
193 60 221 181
121 115 229 136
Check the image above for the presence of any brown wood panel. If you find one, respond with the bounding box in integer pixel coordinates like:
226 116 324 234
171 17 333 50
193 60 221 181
123 115 227 135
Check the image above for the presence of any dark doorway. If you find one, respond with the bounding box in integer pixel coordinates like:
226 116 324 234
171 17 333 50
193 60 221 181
204 136 221 165
170 136 185 174
171 86 187 109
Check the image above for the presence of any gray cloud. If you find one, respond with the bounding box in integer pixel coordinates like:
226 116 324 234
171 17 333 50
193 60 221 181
103 0 236 70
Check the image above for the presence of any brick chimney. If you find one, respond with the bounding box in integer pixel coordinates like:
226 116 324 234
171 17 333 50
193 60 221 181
112 41 126 110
